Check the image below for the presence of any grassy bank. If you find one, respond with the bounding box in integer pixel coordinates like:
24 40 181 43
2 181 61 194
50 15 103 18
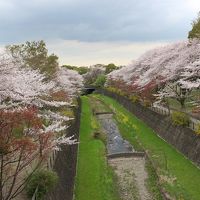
95 94 200 200
74 96 120 200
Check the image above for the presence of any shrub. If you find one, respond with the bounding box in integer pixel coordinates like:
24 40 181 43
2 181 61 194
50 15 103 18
92 131 107 144
106 87 127 97
93 74 106 88
91 115 107 144
93 131 100 139
143 100 151 107
26 169 58 200
195 123 200 135
129 95 140 103
171 111 189 126
61 107 75 118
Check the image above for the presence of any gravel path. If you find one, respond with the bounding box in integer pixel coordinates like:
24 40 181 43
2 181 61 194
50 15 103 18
109 157 151 200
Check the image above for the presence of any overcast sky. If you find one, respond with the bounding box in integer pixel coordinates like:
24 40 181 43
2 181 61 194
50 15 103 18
0 0 200 66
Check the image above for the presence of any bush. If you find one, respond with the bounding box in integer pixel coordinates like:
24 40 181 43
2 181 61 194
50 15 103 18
26 169 58 200
93 131 100 139
92 131 107 144
195 124 200 135
91 114 107 144
143 100 151 107
171 111 189 126
106 87 127 97
129 95 140 103
93 74 106 88
61 107 75 118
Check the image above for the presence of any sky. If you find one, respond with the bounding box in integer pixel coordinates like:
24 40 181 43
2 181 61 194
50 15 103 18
0 0 200 66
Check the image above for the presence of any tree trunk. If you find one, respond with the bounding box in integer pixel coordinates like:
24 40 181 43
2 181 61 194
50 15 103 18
179 98 186 110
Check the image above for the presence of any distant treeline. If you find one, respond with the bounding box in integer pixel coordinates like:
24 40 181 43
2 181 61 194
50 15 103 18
61 63 121 75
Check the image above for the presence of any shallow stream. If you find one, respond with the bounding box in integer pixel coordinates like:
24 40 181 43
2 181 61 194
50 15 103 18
97 114 133 155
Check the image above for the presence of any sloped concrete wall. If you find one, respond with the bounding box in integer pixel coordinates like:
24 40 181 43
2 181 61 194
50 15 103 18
45 98 81 200
97 89 200 166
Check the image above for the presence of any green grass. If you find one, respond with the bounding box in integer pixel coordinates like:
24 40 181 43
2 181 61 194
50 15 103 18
74 96 120 200
145 160 163 200
90 96 112 113
95 94 200 200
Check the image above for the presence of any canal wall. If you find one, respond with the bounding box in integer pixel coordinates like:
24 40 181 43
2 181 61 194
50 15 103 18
97 89 200 167
45 98 81 200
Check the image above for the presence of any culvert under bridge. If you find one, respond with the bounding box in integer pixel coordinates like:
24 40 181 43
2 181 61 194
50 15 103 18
81 87 96 95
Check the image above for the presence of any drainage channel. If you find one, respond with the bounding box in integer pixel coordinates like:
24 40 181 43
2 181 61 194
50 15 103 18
96 112 152 200
97 112 134 156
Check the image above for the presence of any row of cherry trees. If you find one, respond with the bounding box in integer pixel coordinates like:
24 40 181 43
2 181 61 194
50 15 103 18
107 39 200 110
0 46 83 199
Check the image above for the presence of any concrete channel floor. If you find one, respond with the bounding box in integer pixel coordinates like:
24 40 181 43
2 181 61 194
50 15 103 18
98 115 133 155
97 113 152 200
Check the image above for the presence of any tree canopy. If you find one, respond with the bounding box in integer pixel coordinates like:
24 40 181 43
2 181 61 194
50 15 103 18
188 12 200 39
6 40 59 78
108 39 200 108
105 63 119 74
62 65 89 75
0 43 83 199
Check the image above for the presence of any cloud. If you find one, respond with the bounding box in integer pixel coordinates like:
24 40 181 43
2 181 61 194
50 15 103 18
0 0 200 44
1 0 200 65
47 39 170 66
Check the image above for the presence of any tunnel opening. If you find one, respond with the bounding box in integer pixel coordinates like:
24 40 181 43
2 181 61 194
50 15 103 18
81 87 96 95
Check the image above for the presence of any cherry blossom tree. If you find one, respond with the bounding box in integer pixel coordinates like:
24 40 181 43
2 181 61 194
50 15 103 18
0 107 48 200
83 65 105 86
55 67 83 97
0 53 80 199
108 39 200 108
178 60 200 90
106 77 134 96
0 54 55 106
110 40 200 88
0 105 77 200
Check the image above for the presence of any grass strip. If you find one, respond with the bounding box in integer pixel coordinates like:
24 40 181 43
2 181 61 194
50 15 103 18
96 94 200 200
74 96 120 200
